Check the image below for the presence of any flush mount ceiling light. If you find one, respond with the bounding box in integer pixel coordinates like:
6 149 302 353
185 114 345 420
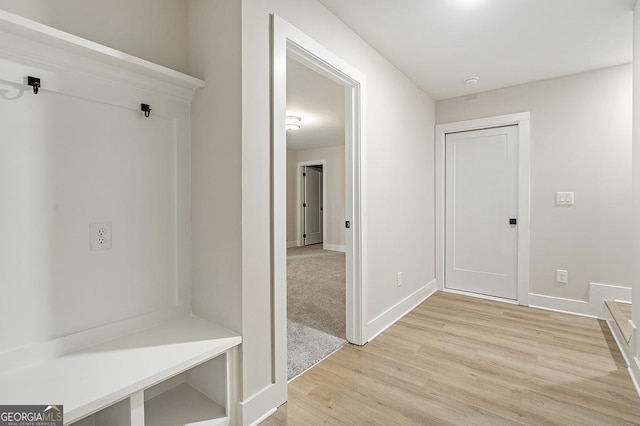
465 77 479 86
285 116 302 131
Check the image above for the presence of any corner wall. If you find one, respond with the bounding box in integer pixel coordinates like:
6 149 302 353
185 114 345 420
632 2 640 356
187 0 243 334
436 65 633 303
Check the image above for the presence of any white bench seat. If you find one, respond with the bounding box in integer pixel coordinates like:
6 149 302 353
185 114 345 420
0 316 241 424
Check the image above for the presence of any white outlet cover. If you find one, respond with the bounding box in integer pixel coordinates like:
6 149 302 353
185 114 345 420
90 222 112 251
555 269 568 284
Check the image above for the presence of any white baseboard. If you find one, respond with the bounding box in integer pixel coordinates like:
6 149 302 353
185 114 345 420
528 293 597 318
604 306 640 397
527 283 631 320
323 243 346 252
239 383 284 426
286 241 298 248
366 279 437 342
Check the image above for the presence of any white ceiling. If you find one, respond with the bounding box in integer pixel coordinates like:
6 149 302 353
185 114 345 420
286 57 345 151
318 0 635 100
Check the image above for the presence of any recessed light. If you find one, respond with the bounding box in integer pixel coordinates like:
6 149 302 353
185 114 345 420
465 77 479 86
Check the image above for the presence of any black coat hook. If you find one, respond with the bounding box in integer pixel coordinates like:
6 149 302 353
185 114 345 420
28 76 41 95
141 103 151 118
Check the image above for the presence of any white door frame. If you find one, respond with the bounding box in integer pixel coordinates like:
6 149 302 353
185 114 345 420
272 13 368 395
435 112 530 306
296 160 327 248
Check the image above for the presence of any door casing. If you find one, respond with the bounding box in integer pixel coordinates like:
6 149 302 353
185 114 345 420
272 13 368 408
435 112 531 306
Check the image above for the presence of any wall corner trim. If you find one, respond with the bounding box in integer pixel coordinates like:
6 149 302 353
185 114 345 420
366 280 437 342
528 293 597 318
239 383 283 426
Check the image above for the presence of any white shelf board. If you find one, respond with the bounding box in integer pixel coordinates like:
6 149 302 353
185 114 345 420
144 383 227 426
0 316 240 424
0 9 204 91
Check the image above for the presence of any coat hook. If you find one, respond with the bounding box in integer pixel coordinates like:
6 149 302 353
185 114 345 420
141 103 151 118
28 76 41 95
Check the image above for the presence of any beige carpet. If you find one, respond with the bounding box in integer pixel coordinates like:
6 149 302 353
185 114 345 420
287 245 346 379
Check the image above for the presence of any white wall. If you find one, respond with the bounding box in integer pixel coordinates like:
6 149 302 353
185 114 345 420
286 148 299 245
187 0 242 334
632 3 640 347
436 65 633 302
0 0 188 72
0 26 192 356
287 146 346 248
240 0 436 413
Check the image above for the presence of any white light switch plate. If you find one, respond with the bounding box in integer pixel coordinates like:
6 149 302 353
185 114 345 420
556 192 574 206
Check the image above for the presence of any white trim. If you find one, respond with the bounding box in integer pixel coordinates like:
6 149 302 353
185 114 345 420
365 280 437 342
247 407 277 426
296 160 327 247
528 293 597 318
286 241 298 248
324 244 346 252
270 13 367 423
604 308 640 397
442 288 519 305
0 10 204 100
435 112 531 306
239 384 279 426
590 282 632 318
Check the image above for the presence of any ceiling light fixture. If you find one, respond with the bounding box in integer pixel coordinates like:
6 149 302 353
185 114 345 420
285 115 302 131
465 77 479 86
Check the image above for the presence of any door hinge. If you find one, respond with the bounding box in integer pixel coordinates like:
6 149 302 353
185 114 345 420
303 172 306 176
303 203 307 208
303 233 307 238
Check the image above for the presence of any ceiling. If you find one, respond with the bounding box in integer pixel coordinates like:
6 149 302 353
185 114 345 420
317 0 635 100
286 57 345 151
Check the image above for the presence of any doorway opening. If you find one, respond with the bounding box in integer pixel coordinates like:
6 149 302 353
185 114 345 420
272 14 367 396
285 56 346 380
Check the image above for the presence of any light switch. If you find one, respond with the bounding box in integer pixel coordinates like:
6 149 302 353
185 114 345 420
556 192 574 206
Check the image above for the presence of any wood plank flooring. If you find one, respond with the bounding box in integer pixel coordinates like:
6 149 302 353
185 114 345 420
262 291 640 425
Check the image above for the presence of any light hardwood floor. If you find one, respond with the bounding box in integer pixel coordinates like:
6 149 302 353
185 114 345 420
262 291 640 425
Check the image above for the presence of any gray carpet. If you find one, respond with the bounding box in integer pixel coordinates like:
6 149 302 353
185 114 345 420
287 246 346 379
287 320 345 379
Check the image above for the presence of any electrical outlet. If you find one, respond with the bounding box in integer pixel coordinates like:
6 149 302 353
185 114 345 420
90 222 112 251
556 192 575 206
556 269 568 284
397 272 403 287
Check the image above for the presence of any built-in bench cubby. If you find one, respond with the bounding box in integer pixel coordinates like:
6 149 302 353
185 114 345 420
0 317 240 425
0 10 240 426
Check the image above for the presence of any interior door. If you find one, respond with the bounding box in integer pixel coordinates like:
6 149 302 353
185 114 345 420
445 125 518 300
303 166 323 245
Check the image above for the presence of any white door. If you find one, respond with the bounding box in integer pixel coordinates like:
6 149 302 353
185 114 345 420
445 125 518 300
303 166 323 245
